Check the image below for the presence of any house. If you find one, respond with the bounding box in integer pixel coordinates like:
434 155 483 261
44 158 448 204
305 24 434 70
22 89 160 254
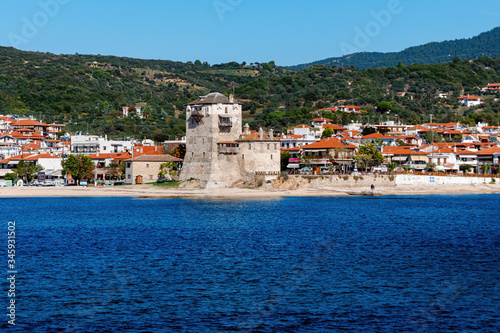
87 152 132 180
71 134 134 154
287 124 315 139
122 106 143 118
360 133 396 146
427 148 464 172
482 83 500 92
281 146 301 170
322 124 347 135
383 146 428 171
437 93 448 98
300 137 357 172
476 146 500 171
372 121 407 135
125 154 183 184
456 150 478 173
458 94 482 107
311 118 333 128
279 134 316 149
406 125 431 136
333 105 362 114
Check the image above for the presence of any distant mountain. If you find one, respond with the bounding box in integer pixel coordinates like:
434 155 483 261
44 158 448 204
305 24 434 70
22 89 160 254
291 27 500 70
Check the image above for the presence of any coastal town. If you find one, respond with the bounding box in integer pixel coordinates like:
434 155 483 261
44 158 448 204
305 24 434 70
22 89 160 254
0 83 499 189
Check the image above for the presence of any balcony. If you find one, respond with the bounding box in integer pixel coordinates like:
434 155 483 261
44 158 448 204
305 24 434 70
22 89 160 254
218 116 232 127
217 142 239 154
191 109 205 123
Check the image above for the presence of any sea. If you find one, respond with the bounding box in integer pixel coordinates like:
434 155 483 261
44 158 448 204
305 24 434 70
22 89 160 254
1 194 499 332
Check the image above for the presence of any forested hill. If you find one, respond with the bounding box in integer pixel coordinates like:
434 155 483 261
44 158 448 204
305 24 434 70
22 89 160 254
291 27 500 70
0 45 500 141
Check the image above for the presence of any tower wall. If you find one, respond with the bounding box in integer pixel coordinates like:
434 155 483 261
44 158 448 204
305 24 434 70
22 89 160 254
180 98 243 188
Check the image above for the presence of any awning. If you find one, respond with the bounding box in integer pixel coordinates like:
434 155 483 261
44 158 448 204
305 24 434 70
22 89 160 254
44 169 63 177
411 155 428 161
8 161 19 165
287 163 299 169
392 156 407 162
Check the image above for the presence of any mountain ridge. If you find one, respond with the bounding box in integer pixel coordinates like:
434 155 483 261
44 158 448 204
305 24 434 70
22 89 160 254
290 27 500 70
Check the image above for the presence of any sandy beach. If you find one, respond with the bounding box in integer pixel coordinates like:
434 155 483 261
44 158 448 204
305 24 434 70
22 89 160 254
0 182 498 198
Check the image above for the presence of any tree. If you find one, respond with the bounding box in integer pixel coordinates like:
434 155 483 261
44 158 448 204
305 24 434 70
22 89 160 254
321 127 334 138
423 130 443 143
482 163 492 174
12 161 43 182
280 151 291 171
158 162 178 181
353 142 385 171
426 162 436 171
377 101 392 112
61 155 95 181
388 162 398 172
106 161 125 180
4 173 17 181
459 164 472 173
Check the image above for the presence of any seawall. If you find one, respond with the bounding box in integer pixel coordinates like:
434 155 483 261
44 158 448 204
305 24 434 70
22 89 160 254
272 174 495 190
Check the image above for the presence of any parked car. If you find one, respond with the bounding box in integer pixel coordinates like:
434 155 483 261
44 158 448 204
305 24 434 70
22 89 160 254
299 167 311 175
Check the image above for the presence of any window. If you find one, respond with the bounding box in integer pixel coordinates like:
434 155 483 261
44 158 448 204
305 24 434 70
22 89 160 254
150 175 153 180
103 146 106 151
203 152 205 158
274 143 277 149
127 174 131 179
242 154 244 160
146 164 149 168
249 144 251 149
225 107 228 114
267 144 270 149
271 154 273 160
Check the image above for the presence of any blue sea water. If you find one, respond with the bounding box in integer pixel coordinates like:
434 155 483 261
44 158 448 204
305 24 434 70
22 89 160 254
0 194 499 332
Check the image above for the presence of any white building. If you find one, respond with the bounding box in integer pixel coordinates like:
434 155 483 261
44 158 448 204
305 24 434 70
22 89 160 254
71 134 133 154
458 94 482 107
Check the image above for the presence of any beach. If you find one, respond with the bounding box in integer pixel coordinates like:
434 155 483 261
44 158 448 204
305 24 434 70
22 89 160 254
0 182 498 198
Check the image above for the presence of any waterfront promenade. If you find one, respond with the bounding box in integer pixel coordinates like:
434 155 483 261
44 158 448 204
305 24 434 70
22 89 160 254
0 176 498 198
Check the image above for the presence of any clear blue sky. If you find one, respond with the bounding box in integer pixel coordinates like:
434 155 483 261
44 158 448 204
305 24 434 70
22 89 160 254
1 0 498 66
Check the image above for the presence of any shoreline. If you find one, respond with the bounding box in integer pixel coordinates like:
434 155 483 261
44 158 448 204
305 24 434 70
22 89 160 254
0 183 498 199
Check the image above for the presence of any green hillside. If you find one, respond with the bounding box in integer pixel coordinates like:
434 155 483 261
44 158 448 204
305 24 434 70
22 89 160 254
291 27 500 70
0 45 500 141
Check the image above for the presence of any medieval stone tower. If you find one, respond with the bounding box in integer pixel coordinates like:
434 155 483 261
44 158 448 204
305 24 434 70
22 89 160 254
180 92 243 188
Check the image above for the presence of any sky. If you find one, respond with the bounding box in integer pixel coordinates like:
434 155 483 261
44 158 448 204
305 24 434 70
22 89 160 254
0 0 499 67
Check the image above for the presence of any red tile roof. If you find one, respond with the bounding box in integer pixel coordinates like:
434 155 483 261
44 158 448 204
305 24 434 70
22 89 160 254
458 94 480 100
311 118 333 122
323 124 346 130
302 137 356 150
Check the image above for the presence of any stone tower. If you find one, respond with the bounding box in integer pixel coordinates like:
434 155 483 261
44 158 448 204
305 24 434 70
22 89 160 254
180 92 242 188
